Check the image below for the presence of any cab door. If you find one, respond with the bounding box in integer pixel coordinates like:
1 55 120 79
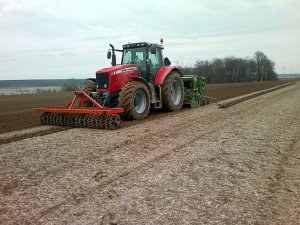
147 47 163 81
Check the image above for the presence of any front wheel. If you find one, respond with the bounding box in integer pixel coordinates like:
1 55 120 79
81 79 96 92
162 72 184 111
78 80 96 107
118 81 150 120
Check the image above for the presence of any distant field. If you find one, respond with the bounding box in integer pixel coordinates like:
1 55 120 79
0 80 294 134
0 92 73 133
205 80 291 102
0 86 61 95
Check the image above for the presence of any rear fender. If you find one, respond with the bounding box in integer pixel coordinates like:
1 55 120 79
154 66 183 85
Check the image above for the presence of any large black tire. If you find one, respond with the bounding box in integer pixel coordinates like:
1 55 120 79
162 72 184 111
118 81 150 120
81 80 96 92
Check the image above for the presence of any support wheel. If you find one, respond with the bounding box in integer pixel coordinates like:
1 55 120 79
162 71 184 111
118 81 150 120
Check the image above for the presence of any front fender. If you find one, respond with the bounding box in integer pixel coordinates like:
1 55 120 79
154 66 183 85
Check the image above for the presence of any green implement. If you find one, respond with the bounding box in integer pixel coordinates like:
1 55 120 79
182 75 209 107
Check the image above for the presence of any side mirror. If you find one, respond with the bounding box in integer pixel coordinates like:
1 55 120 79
150 46 156 54
107 50 111 59
164 57 171 66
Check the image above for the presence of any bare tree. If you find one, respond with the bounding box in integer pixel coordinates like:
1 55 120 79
180 51 277 84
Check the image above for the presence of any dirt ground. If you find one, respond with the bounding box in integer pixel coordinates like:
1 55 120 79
0 80 292 134
0 81 299 224
0 92 73 133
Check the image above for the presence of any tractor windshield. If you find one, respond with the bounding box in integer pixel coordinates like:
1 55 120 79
122 47 146 67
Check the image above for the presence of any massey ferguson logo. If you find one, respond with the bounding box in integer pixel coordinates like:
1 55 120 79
114 67 138 75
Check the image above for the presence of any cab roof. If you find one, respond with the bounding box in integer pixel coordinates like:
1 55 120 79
123 42 163 49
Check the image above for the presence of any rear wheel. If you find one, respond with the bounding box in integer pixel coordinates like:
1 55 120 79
162 72 184 111
118 81 150 120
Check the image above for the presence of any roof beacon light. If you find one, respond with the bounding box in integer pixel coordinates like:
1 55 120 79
160 38 164 45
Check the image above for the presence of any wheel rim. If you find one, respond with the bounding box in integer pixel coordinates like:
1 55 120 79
134 89 147 114
171 80 182 105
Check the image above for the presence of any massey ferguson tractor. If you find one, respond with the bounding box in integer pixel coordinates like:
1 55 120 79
36 39 208 129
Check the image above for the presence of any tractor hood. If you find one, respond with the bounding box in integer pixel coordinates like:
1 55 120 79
95 64 139 93
96 64 138 75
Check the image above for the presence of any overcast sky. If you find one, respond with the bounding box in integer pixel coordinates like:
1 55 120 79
0 0 299 80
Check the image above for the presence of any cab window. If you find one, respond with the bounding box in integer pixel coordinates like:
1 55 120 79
122 47 146 65
148 47 163 77
148 48 163 66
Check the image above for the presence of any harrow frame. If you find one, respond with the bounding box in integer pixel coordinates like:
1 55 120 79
35 91 123 129
35 91 124 115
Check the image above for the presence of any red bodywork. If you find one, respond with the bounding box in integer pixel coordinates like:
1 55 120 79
35 91 124 115
96 64 139 92
154 66 182 85
95 64 181 92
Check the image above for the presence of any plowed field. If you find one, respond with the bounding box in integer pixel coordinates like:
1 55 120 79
0 81 299 224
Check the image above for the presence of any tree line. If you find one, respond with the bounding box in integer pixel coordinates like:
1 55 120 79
178 51 277 83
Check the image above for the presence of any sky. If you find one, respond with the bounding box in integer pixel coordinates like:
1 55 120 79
0 0 299 80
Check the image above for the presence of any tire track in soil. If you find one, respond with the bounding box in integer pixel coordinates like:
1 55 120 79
0 127 70 145
35 107 241 219
260 106 300 224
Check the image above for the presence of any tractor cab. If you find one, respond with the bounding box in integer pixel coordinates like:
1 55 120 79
121 42 164 82
107 42 171 83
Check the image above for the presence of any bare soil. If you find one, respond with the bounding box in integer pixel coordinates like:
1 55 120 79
0 80 292 134
0 92 73 133
205 79 291 102
0 81 299 224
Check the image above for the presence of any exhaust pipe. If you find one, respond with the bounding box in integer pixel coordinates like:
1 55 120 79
109 44 117 66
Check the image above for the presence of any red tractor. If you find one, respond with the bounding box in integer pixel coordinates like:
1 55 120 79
36 39 186 129
85 40 184 118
